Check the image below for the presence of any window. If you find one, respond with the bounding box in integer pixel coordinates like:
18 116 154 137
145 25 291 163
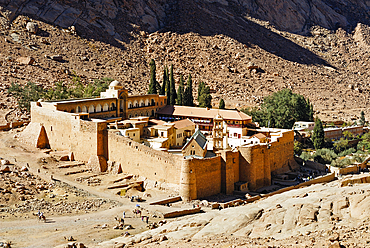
161 132 164 136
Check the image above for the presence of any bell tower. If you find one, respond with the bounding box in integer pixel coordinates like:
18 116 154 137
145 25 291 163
213 113 224 151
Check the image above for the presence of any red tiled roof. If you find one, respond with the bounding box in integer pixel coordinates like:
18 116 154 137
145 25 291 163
156 105 252 121
173 119 195 129
251 133 267 140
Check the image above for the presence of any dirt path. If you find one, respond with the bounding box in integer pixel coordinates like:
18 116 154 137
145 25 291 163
0 130 170 247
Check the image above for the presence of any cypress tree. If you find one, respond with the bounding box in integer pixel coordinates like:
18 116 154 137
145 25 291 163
219 99 225 109
184 74 193 106
197 81 205 103
198 82 212 108
165 66 170 102
169 64 177 105
160 65 167 95
360 111 366 126
312 118 325 150
148 59 157 94
176 74 184 105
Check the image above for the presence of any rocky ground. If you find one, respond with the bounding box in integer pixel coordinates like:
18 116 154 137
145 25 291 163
98 174 370 248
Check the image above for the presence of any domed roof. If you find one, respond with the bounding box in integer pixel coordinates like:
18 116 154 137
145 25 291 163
110 80 122 87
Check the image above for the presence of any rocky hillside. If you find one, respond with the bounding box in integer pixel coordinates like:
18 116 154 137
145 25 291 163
1 0 370 123
97 175 370 248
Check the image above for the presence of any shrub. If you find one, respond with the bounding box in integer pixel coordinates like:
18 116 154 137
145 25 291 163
313 148 337 164
331 157 352 168
338 148 356 157
300 151 311 161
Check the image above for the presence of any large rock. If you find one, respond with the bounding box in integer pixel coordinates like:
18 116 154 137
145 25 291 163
26 21 38 33
16 57 35 65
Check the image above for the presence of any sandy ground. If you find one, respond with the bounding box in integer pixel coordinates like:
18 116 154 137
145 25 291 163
0 129 173 248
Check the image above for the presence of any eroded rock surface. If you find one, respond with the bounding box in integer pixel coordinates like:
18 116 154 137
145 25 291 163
97 175 370 247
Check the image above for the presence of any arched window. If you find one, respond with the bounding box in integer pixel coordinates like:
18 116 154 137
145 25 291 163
151 99 155 106
120 100 124 110
82 106 88 113
76 106 81 113
145 99 149 106
96 104 102 112
89 105 95 113
140 100 144 107
111 103 116 111
128 101 132 109
134 100 138 108
103 103 109 111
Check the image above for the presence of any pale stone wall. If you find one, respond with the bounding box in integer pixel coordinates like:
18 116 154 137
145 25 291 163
107 133 182 185
238 130 296 190
239 144 271 190
268 130 296 175
182 138 206 157
29 102 105 163
185 156 222 199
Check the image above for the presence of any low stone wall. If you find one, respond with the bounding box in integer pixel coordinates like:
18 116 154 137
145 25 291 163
262 173 335 198
0 121 29 131
341 175 370 186
163 207 201 218
329 165 359 176
149 196 182 206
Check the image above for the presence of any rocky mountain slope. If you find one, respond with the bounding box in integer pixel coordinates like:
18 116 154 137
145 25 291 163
1 0 370 123
97 175 370 248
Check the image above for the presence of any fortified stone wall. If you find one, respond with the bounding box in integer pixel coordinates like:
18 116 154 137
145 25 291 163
219 150 239 194
269 130 296 175
239 144 271 191
108 132 182 185
238 130 296 190
186 156 222 199
28 102 103 162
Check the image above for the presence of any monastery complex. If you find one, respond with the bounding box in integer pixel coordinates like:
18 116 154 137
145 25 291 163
18 81 297 201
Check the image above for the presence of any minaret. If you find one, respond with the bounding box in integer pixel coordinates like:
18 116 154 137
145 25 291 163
213 113 224 151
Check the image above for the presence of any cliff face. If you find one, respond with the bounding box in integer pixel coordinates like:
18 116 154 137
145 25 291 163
1 0 370 37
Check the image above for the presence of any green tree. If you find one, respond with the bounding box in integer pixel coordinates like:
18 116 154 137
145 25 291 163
160 65 168 96
342 131 354 140
333 138 349 153
219 99 225 109
313 148 337 164
197 81 205 103
198 81 212 108
294 141 303 156
360 111 366 126
8 82 45 111
183 74 193 106
169 64 177 105
9 77 111 112
312 118 325 150
176 74 184 105
148 59 157 94
241 89 313 128
165 67 170 103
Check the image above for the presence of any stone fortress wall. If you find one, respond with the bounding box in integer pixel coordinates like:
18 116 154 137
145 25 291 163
19 85 296 200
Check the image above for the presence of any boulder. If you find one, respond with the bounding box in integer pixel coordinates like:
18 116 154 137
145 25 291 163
26 22 38 34
1 159 10 165
16 57 35 65
59 155 69 161
0 165 10 172
51 55 63 61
